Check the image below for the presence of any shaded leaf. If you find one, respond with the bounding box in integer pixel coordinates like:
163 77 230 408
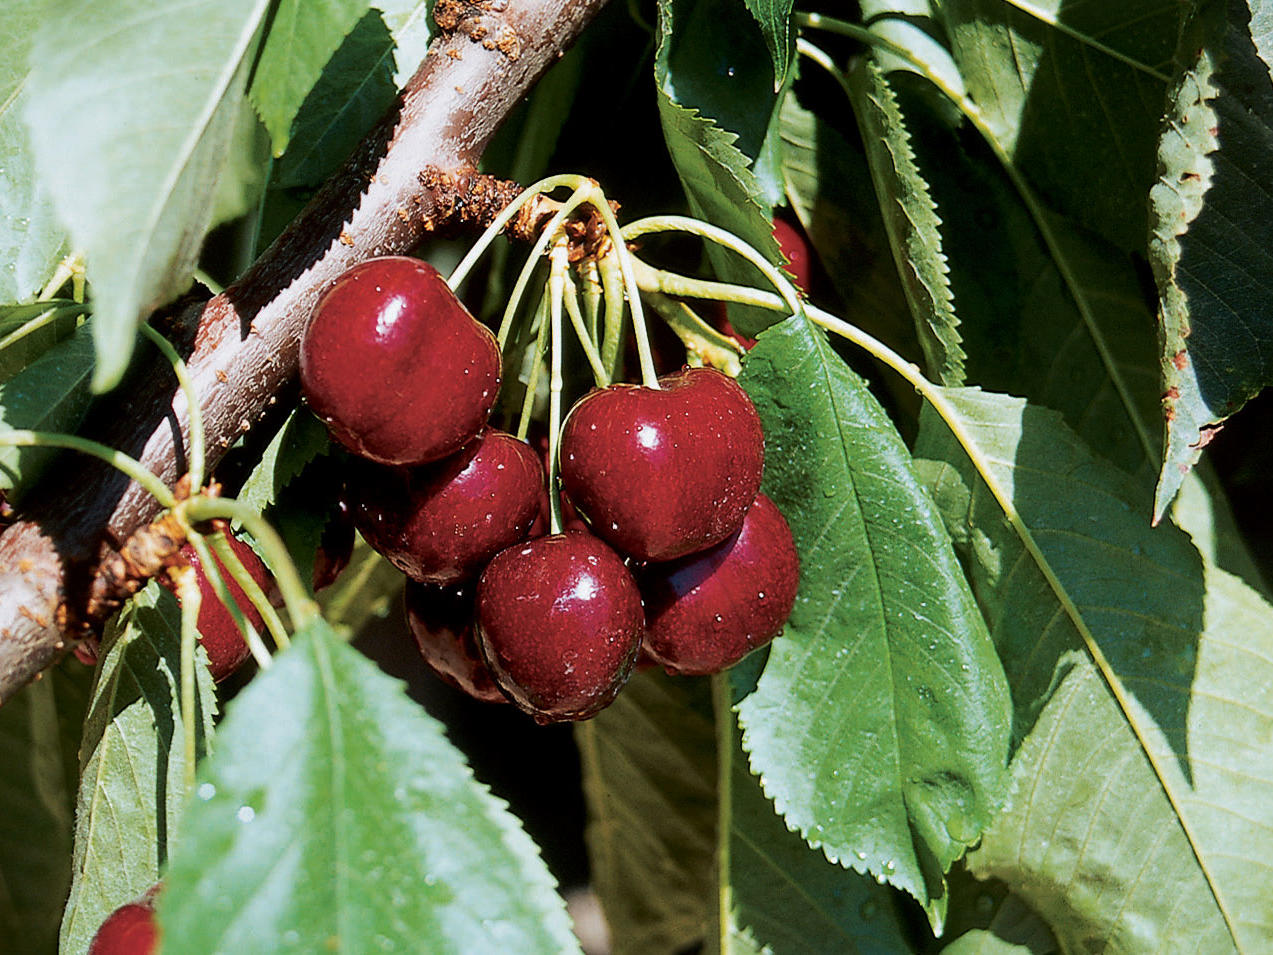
943 0 1180 252
1150 0 1273 517
576 670 716 955
736 315 1011 927
0 0 67 304
0 299 87 382
248 0 369 157
0 660 93 955
159 618 580 953
914 387 1273 950
236 408 330 516
0 323 96 499
59 585 216 955
24 0 271 390
316 537 405 637
743 0 793 88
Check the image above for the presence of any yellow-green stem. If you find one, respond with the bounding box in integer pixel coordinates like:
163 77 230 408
207 532 292 652
175 565 201 792
0 430 175 508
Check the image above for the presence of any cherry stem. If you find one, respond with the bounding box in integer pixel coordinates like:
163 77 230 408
207 531 292 652
515 291 553 442
35 253 84 302
0 430 176 509
547 238 569 536
178 525 274 671
596 247 628 382
562 270 610 386
140 324 205 494
174 564 201 793
0 301 88 354
590 191 658 387
641 291 743 377
579 258 603 345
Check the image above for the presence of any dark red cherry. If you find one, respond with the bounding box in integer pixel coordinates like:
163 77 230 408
404 582 505 704
300 256 501 466
560 366 764 562
353 429 543 586
773 215 812 294
312 494 354 592
89 888 160 955
640 493 799 675
475 530 644 722
161 529 270 682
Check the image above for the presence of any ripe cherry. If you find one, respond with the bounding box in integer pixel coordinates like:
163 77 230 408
161 530 271 682
560 366 764 562
353 429 543 586
300 256 501 466
404 582 505 704
640 493 799 675
773 215 812 294
312 495 354 592
89 888 160 955
475 530 643 723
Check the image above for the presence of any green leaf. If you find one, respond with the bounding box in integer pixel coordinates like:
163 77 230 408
159 618 581 953
577 670 715 955
316 537 404 637
943 0 1182 251
0 322 96 499
59 584 217 955
847 58 964 384
24 0 271 391
0 660 93 955
0 0 67 304
1149 1 1273 517
0 299 87 382
735 315 1012 928
655 0 783 337
273 8 398 189
376 0 434 88
236 408 331 516
743 0 793 88
248 0 370 158
914 387 1273 950
938 875 1058 954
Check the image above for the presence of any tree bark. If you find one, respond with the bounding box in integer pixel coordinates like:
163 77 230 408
0 0 611 703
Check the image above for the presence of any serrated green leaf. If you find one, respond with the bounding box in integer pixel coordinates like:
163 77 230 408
59 584 217 955
576 670 716 955
249 0 370 158
743 0 793 88
847 58 964 384
914 386 1273 950
0 660 92 955
0 0 67 304
159 618 581 953
236 408 331 515
943 0 1181 252
0 299 87 382
0 322 96 499
272 8 398 189
1149 2 1273 518
735 315 1011 929
24 0 271 391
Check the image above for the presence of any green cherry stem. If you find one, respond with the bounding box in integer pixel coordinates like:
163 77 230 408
578 257 603 346
140 324 206 494
0 430 176 509
0 301 88 354
562 270 610 386
515 291 553 442
597 247 628 382
180 525 275 670
641 291 743 376
173 563 202 793
547 238 569 536
207 531 292 652
591 192 658 387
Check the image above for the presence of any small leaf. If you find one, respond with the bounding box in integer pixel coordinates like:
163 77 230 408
376 0 434 88
743 0 793 88
159 618 581 953
24 0 272 390
736 315 1011 927
59 585 217 955
576 670 716 955
0 322 96 499
235 408 331 516
248 0 370 158
1149 2 1273 517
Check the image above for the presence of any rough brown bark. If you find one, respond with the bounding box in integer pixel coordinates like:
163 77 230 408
0 0 611 703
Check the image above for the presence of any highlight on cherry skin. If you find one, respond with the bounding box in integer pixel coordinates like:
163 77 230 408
559 365 765 562
300 256 501 467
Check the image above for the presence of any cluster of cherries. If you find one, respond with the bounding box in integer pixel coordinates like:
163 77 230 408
301 255 799 723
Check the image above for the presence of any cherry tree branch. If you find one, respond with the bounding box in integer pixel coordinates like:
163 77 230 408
0 0 611 703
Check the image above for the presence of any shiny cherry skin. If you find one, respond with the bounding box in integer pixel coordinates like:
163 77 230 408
353 429 543 586
300 256 501 466
161 531 270 682
312 495 355 592
89 888 160 955
560 366 765 562
475 530 644 722
640 493 799 675
404 582 505 704
773 216 812 294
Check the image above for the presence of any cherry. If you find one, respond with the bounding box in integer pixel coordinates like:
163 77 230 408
773 215 812 294
300 256 501 466
312 494 354 592
404 581 505 704
560 366 765 562
639 493 799 675
352 429 543 586
161 530 270 683
475 530 643 723
89 888 160 955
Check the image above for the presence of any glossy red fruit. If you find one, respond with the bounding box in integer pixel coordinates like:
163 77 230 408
640 493 799 675
161 531 270 682
353 429 543 586
89 889 159 955
773 216 812 294
312 495 355 592
405 582 505 704
560 366 765 562
300 256 501 466
475 530 644 722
